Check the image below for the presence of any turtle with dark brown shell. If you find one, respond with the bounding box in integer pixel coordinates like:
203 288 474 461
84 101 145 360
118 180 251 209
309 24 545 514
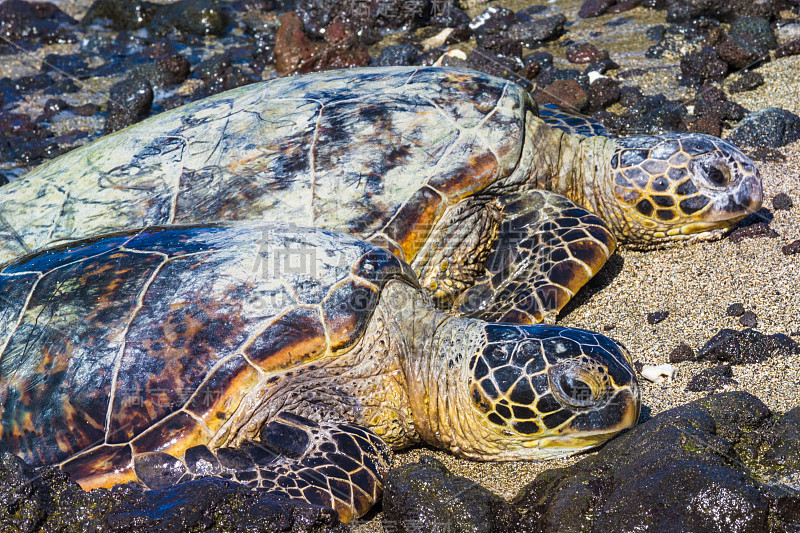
0 222 639 523
0 67 763 324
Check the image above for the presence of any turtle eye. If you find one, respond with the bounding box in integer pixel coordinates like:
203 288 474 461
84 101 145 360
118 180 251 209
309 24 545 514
548 359 608 408
706 165 729 187
557 375 594 407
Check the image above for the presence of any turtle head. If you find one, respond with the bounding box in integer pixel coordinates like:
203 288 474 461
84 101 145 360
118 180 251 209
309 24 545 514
411 320 640 461
598 134 762 248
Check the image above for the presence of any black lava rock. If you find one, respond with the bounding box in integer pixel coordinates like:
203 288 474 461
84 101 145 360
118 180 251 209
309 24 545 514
372 44 421 67
727 16 776 55
103 478 343 531
37 98 70 122
728 221 779 242
128 54 191 89
578 0 642 18
664 0 783 23
695 84 747 122
772 193 793 211
383 455 523 533
679 46 728 88
0 112 59 165
469 6 517 38
588 77 621 111
727 107 800 148
0 452 343 531
729 71 765 93
647 310 669 325
686 364 739 391
507 14 566 46
727 302 746 317
467 47 521 81
619 85 644 107
82 0 151 30
737 406 800 476
104 78 154 133
739 310 758 328
296 0 431 40
696 328 799 365
775 37 800 58
583 58 619 75
716 17 776 69
477 33 523 58
637 104 686 133
150 0 230 37
669 341 696 363
0 0 77 48
40 53 92 79
430 3 470 29
566 42 609 64
513 392 784 532
784 239 800 255
194 54 258 96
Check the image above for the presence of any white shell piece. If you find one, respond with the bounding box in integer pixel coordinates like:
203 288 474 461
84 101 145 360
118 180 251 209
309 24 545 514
641 364 677 384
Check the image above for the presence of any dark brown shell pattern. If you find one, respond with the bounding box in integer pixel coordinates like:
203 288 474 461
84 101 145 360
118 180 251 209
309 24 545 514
0 223 413 483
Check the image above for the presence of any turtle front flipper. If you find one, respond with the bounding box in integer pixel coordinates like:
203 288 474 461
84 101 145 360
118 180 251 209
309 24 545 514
133 413 392 523
451 190 615 324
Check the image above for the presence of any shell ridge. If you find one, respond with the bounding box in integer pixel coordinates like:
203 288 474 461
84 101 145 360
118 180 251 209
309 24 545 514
179 406 212 433
0 210 32 258
398 67 422 88
103 252 170 443
470 81 511 167
201 110 234 168
164 134 190 226
309 101 325 226
55 441 130 468
421 132 463 192
0 272 44 361
40 184 70 250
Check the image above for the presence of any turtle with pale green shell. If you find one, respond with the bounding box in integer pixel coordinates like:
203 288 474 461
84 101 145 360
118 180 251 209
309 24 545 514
0 66 762 323
0 221 639 523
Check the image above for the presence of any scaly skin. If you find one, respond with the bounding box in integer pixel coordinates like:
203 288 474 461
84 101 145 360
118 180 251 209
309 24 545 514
504 111 763 247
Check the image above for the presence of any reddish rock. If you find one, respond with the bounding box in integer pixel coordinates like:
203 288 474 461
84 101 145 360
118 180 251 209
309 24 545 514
534 79 588 112
684 112 722 137
274 12 316 75
579 0 641 18
566 42 610 64
579 0 615 18
717 36 763 69
274 12 368 76
679 46 728 88
315 22 369 70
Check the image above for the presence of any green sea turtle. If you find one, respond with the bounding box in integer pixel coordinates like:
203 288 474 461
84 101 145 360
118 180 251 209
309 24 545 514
0 67 762 323
0 222 640 522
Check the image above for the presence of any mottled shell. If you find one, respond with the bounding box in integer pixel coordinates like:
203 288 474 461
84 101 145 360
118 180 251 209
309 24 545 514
0 67 530 265
0 223 414 485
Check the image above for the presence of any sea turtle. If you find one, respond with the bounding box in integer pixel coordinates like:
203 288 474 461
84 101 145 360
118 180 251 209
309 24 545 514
0 222 640 522
0 67 762 324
